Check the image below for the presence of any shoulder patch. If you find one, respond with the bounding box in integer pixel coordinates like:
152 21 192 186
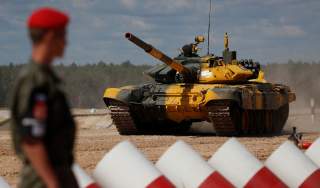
22 118 45 137
33 94 48 121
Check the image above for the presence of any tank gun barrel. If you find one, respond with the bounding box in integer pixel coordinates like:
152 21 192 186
125 33 189 74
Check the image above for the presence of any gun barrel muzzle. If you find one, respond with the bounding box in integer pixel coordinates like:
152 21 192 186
125 33 152 52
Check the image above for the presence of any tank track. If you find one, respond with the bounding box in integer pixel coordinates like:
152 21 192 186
207 101 289 136
207 101 239 136
109 101 138 135
109 99 288 136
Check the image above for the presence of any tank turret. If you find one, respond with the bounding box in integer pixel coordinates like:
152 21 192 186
126 32 264 84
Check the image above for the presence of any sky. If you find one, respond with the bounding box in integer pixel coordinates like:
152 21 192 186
0 0 319 65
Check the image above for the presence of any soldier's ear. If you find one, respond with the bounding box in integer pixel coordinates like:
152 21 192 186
42 30 55 44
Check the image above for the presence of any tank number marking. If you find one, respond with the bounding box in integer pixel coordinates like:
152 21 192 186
201 70 213 77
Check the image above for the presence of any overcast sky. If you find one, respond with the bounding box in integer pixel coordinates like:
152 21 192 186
0 0 319 65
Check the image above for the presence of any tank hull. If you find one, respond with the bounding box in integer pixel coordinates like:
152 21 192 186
103 83 295 136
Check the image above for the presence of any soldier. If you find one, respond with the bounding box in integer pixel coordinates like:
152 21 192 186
10 7 78 188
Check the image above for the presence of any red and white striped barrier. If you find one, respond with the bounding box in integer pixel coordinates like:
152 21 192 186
208 138 286 188
0 176 10 188
305 137 320 167
92 140 174 188
72 164 100 188
265 141 320 188
156 140 233 188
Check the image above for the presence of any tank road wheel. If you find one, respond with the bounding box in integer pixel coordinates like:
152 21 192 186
108 100 138 135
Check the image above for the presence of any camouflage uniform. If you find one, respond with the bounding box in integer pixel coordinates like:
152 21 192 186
10 60 78 188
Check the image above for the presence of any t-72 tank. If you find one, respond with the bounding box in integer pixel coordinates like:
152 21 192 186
103 32 296 136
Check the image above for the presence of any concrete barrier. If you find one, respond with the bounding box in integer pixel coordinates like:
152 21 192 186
93 140 174 188
208 138 286 188
156 140 233 188
72 164 100 188
305 137 320 167
265 141 320 187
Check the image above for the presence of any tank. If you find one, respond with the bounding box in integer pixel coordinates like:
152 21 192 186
103 32 296 136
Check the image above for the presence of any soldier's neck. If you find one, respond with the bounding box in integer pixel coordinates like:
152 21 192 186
32 45 53 65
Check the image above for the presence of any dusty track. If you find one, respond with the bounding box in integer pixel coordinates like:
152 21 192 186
0 109 319 187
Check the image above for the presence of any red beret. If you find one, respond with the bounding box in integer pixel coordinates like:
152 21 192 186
27 7 69 29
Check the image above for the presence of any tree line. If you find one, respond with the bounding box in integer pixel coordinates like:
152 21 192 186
0 60 319 108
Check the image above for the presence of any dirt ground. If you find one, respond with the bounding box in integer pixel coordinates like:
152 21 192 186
0 109 319 187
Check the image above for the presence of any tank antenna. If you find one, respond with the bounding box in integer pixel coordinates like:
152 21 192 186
207 0 213 55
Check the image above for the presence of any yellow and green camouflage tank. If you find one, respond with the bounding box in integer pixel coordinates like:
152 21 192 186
103 33 295 136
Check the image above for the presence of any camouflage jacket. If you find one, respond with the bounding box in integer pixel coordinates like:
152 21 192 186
10 59 76 166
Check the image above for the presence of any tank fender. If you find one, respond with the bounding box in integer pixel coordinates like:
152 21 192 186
103 86 135 105
204 88 241 105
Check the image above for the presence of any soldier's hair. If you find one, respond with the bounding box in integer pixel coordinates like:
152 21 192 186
28 28 66 45
28 28 48 44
